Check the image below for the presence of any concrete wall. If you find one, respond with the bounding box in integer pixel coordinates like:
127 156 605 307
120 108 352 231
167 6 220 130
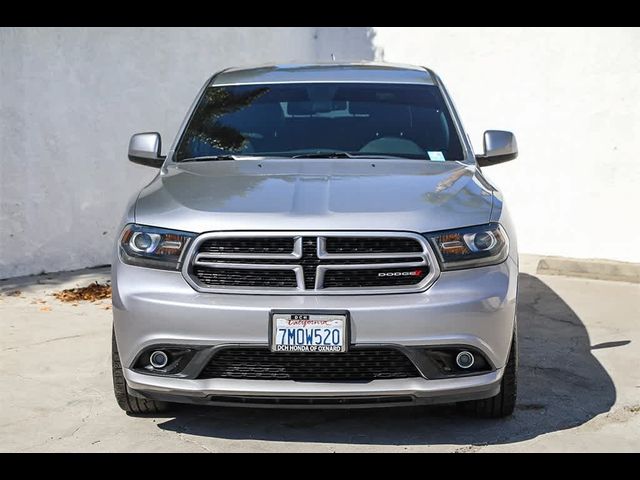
373 27 640 263
0 27 375 278
314 27 378 62
3 27 637 278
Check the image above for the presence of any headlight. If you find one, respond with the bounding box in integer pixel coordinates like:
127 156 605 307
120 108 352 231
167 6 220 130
424 223 509 270
119 224 196 270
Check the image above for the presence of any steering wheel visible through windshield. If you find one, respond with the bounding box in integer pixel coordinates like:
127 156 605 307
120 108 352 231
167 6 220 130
175 82 464 161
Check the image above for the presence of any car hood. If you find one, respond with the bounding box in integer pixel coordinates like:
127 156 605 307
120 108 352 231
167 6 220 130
134 159 494 233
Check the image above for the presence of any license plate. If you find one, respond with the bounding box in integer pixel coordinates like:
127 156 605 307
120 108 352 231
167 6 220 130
271 312 348 353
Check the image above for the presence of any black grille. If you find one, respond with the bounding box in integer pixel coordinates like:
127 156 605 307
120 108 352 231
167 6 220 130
199 237 294 254
190 235 429 291
198 347 421 381
324 267 428 288
325 236 422 254
193 266 297 288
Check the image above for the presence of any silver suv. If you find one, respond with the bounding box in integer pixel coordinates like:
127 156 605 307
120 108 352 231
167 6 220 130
112 62 519 417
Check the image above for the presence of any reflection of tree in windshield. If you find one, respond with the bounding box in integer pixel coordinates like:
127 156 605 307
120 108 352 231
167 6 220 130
177 87 268 158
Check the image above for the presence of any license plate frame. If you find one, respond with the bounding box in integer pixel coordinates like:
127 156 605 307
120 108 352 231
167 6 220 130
269 310 351 353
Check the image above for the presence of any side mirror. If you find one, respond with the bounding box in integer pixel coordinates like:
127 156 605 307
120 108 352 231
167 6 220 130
476 130 518 167
128 132 165 168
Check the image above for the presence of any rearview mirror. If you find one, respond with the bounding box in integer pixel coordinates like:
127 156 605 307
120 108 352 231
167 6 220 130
476 130 518 167
128 132 165 168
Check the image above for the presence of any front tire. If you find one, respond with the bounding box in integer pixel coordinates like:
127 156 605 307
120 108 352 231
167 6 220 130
112 329 170 415
464 331 518 418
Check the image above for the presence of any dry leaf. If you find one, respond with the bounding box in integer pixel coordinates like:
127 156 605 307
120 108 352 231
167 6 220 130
40 306 52 312
5 290 22 297
53 282 111 303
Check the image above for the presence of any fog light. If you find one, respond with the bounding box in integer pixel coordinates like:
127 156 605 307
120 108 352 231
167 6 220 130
149 350 169 369
456 351 475 369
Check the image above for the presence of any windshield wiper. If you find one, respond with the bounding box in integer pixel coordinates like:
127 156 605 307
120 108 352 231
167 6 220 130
292 151 355 159
183 152 419 162
180 155 243 162
292 151 415 160
350 153 415 159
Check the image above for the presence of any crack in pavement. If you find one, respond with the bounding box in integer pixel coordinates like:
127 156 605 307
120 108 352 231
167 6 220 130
2 401 99 450
519 291 583 327
0 381 105 429
160 421 217 453
176 432 216 453
2 334 86 352
0 371 65 389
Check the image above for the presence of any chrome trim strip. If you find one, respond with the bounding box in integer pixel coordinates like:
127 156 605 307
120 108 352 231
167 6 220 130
319 261 426 270
193 262 298 270
182 231 440 296
211 80 435 87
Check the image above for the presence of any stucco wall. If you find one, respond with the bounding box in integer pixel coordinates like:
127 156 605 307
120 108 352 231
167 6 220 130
373 27 640 263
0 27 375 278
3 27 637 278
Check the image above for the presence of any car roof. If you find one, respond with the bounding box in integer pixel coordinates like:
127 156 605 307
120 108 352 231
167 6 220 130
210 62 435 86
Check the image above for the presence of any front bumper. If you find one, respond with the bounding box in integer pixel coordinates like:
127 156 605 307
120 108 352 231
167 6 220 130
112 256 518 406
125 369 503 408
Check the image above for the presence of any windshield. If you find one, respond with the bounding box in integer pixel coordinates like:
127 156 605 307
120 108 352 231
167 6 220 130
175 83 464 161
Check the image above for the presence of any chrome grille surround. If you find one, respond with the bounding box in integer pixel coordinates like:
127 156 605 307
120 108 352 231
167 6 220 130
182 231 440 295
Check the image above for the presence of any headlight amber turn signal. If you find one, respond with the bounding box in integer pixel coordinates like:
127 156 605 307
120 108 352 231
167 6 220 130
424 223 509 270
119 224 196 270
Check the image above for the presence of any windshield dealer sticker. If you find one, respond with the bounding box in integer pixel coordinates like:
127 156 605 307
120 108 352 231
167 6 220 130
428 151 446 162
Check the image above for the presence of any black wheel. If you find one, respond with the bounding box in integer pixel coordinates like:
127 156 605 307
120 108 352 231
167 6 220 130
112 328 170 415
463 331 518 418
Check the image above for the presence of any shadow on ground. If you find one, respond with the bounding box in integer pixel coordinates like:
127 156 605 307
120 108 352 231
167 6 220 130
156 273 617 446
0 266 111 295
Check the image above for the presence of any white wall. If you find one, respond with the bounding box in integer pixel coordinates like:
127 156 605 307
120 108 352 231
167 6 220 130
374 27 640 263
0 27 375 278
3 27 637 278
314 27 378 62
